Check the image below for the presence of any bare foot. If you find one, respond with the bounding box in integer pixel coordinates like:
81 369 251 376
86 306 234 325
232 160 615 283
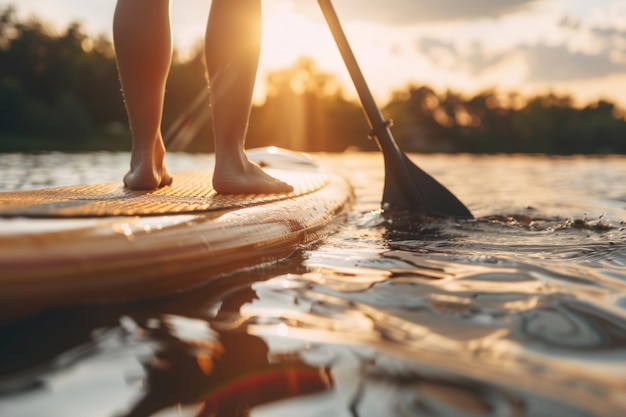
123 162 172 190
213 158 294 195
124 140 173 190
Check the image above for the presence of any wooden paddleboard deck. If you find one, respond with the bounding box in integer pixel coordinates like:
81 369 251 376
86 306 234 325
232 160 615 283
0 169 329 217
0 149 353 320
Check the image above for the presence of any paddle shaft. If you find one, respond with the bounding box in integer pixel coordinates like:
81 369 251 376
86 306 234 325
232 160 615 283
317 0 399 151
317 0 473 218
317 0 425 206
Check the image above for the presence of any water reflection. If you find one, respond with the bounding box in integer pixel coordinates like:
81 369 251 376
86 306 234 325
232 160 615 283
125 315 331 417
1 153 626 416
0 297 332 417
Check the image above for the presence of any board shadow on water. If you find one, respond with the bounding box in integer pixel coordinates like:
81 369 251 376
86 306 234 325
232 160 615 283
1 152 626 417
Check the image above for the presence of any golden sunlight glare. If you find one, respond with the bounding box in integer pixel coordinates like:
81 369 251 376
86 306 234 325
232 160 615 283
255 9 348 101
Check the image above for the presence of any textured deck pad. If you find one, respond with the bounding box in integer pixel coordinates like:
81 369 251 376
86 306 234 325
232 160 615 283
0 169 329 218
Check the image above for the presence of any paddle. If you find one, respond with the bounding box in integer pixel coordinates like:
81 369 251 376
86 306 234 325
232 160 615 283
317 0 473 219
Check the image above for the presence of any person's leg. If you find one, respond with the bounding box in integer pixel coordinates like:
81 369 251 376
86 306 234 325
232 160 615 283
206 0 293 194
114 0 173 190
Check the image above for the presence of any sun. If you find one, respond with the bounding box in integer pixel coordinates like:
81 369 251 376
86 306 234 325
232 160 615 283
260 9 337 68
255 9 347 101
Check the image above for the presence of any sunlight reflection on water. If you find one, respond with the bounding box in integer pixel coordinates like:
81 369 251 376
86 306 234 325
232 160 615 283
1 152 625 417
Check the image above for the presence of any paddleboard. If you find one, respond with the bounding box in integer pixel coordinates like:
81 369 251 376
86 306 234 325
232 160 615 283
0 148 353 320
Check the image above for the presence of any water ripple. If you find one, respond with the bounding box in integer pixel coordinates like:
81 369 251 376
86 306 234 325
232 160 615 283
2 153 626 416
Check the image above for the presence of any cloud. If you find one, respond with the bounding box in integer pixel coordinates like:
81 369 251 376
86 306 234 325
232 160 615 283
558 14 581 31
591 26 626 39
589 25 626 57
412 8 626 86
415 38 511 75
290 0 542 25
521 44 626 82
416 36 626 84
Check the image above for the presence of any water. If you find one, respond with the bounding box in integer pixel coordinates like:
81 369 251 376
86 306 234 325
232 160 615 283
1 152 625 417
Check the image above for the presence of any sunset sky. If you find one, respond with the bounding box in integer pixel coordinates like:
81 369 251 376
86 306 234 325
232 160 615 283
2 0 626 108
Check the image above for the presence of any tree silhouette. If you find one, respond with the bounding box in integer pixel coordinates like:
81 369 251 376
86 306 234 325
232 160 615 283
1 7 625 154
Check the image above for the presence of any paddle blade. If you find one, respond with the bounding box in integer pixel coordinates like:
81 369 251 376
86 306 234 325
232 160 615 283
382 152 474 219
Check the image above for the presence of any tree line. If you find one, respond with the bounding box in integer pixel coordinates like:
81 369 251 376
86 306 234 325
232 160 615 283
1 6 625 154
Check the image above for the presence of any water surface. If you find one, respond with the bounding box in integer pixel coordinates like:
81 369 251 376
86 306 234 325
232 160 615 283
1 152 625 417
